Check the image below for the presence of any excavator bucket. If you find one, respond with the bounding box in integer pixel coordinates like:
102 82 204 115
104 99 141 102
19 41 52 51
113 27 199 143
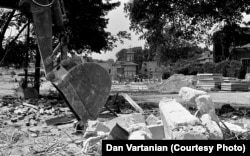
15 0 112 122
53 62 112 123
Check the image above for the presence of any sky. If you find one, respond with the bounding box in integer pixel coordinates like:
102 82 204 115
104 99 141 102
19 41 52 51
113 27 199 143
90 0 145 61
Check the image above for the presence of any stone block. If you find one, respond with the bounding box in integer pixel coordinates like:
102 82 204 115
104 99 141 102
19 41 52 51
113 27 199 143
179 87 207 105
200 114 223 140
159 98 204 139
147 124 165 140
195 95 219 123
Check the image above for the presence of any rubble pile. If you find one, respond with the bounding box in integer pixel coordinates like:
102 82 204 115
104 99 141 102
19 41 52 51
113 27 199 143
149 74 197 94
1 87 250 155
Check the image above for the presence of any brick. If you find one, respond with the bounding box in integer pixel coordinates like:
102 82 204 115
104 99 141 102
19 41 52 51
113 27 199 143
179 87 207 105
159 98 208 140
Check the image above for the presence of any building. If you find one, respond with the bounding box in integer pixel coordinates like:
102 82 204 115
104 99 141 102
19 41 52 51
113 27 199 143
231 43 250 72
140 61 162 80
112 49 138 81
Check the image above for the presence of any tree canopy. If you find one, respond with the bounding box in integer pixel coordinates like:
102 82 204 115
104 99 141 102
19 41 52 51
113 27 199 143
124 0 250 63
63 0 121 53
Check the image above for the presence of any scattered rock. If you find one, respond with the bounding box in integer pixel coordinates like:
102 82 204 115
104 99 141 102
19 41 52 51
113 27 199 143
11 118 18 123
146 114 159 125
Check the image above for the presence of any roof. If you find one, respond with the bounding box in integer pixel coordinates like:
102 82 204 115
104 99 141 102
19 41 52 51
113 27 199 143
121 62 138 66
234 43 250 49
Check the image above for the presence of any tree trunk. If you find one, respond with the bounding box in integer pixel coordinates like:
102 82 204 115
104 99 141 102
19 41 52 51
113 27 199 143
34 47 41 95
0 10 16 61
24 21 30 88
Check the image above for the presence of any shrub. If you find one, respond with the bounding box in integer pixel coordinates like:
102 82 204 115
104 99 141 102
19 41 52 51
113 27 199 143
200 62 216 73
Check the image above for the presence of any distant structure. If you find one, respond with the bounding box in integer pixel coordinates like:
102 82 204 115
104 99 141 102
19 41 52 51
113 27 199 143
230 43 250 72
140 61 162 80
112 48 138 81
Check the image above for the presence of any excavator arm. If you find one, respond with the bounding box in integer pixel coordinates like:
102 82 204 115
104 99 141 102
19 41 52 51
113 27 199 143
0 0 111 123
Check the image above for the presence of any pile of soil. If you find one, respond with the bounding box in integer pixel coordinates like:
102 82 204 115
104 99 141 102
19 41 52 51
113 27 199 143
149 74 197 94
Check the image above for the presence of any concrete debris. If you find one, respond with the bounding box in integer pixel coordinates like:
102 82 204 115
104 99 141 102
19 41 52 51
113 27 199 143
159 98 201 139
179 87 207 105
105 113 145 131
173 125 209 140
150 74 197 94
146 114 160 125
147 124 165 140
120 93 144 113
220 121 248 133
129 130 152 140
84 120 110 138
108 123 129 140
195 95 219 123
200 114 223 140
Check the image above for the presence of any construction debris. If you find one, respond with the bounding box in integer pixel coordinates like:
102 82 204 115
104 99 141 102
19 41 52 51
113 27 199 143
195 95 219 123
179 87 207 105
200 114 223 140
149 74 197 94
196 73 223 90
221 80 249 91
159 98 207 139
120 93 144 113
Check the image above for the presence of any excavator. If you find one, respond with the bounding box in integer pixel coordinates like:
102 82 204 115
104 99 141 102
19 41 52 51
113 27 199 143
0 0 112 126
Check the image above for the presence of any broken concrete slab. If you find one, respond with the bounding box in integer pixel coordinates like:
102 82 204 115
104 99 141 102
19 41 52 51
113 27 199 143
159 98 207 139
129 130 152 140
200 114 223 140
105 113 145 131
173 125 209 140
106 113 152 140
120 93 144 113
86 120 110 134
220 121 248 133
195 95 219 123
147 124 165 140
179 87 207 105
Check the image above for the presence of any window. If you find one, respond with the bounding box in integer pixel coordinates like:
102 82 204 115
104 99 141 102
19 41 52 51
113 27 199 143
241 58 250 66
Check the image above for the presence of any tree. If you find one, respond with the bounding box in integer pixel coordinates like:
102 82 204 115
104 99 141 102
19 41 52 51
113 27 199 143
213 24 250 62
124 0 250 63
0 9 16 62
62 0 121 53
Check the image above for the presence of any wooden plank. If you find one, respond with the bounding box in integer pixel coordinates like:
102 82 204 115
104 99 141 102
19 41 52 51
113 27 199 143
120 93 144 113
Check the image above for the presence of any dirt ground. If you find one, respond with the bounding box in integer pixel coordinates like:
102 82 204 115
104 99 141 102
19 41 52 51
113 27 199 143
0 72 250 155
